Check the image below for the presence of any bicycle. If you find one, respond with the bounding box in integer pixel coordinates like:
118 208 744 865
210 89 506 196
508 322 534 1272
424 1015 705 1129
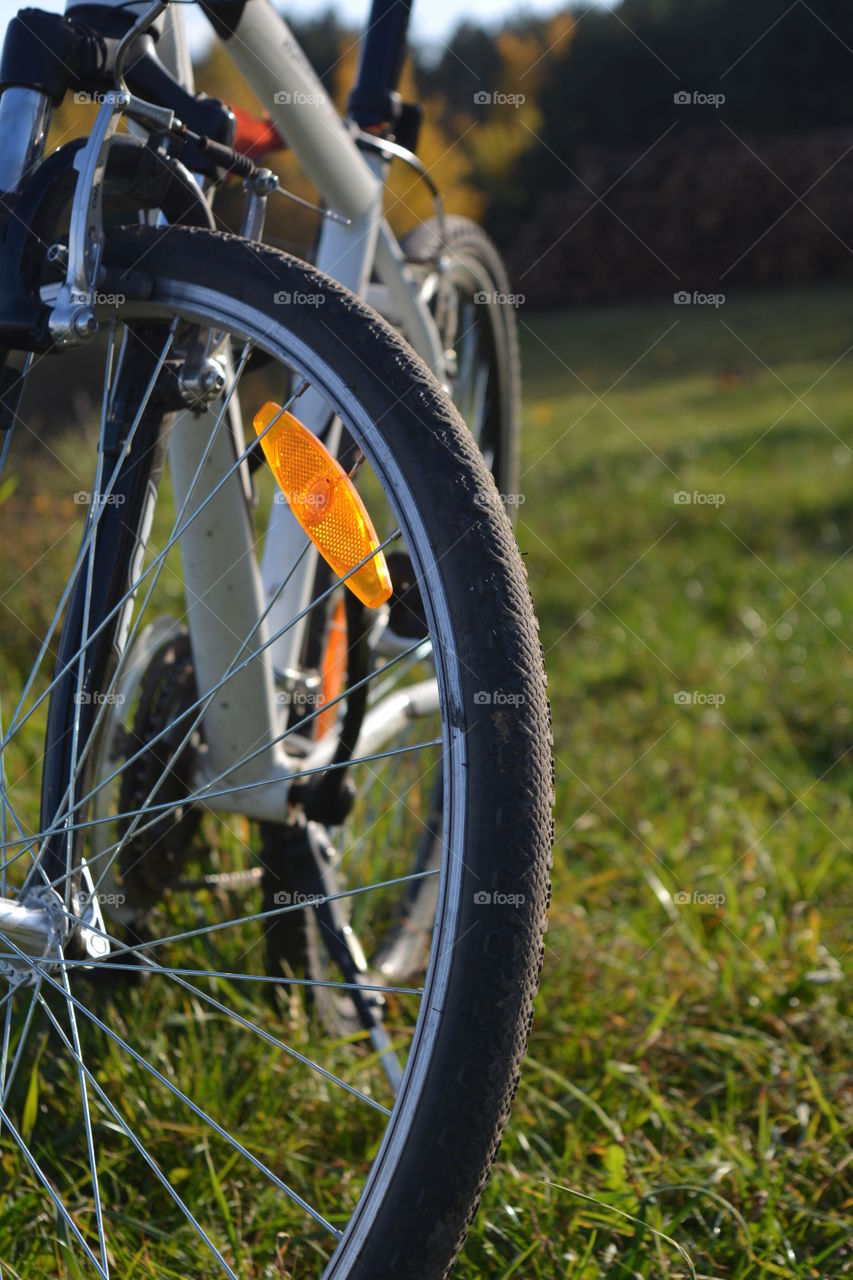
0 1 551 1275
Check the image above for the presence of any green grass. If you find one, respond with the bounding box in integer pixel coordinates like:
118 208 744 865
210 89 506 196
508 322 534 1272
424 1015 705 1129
1 284 852 1277
458 285 852 1279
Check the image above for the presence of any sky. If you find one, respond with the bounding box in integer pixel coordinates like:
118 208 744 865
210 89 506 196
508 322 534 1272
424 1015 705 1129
0 0 616 58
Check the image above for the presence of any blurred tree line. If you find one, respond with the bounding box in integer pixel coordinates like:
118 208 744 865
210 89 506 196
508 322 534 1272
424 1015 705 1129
417 0 853 243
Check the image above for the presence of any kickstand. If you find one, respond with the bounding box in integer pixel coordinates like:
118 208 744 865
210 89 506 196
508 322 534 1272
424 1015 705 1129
276 818 404 1093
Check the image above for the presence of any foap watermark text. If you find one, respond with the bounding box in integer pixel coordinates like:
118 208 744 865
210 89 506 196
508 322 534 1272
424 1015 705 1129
674 290 725 308
674 690 725 707
674 490 725 507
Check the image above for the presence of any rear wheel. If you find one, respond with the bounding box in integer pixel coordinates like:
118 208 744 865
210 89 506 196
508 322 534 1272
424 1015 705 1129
403 214 521 503
0 225 551 1278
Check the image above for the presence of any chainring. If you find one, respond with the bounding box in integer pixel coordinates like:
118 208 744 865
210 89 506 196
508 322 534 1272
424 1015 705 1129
116 630 203 915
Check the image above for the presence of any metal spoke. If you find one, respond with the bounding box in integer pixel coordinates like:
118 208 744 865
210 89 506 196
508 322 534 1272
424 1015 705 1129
0 427 11 481
22 337 260 883
36 993 239 1280
12 529 409 894
134 960 391 1115
3 323 178 750
3 371 314 881
0 337 271 762
368 640 433 704
0 948 102 1277
2 366 413 892
57 340 274 800
0 693 36 869
0 984 19 1023
0 998 11 1088
82 533 316 899
108 727 440 901
30 921 396 1117
50 867 438 966
92 583 412 882
1 735 441 873
27 916 392 1116
0 1097 109 1279
0 977 41 1109
0 529 303 876
470 359 490 443
0 958 422 995
0 788 31 848
0 714 432 889
455 313 478 428
84 526 403 882
2 733 441 911
57 953 109 1276
81 732 439 894
0 931 340 1240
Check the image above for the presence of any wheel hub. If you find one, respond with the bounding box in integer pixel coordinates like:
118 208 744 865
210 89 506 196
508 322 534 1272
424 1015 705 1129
0 885 68 987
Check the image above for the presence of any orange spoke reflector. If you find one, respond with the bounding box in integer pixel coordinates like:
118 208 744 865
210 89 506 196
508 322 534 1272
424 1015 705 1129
253 401 392 608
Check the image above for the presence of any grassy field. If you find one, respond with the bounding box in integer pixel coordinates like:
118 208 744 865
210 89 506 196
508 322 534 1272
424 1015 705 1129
0 285 851 1278
462 286 852 1279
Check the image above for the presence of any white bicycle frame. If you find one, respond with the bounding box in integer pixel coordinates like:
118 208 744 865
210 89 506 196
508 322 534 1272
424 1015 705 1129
57 0 443 823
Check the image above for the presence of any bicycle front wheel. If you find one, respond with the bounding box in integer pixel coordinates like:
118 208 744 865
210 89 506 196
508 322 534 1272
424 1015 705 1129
0 225 551 1279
